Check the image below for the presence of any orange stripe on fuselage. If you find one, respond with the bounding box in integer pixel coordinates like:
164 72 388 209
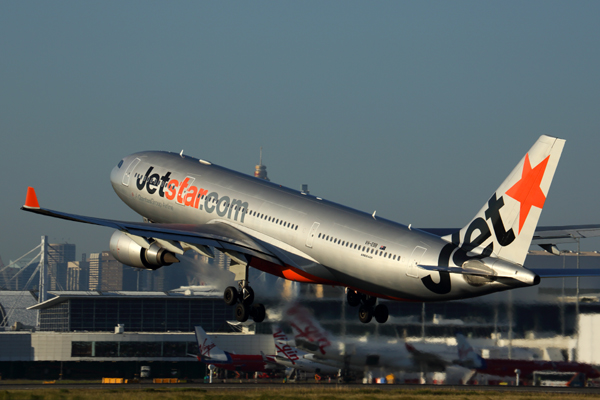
249 257 416 302
250 258 336 284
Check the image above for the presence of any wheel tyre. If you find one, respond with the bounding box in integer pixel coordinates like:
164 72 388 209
358 304 373 323
251 303 266 323
242 286 255 305
374 304 389 323
362 294 377 307
235 303 250 322
224 286 239 306
347 290 361 307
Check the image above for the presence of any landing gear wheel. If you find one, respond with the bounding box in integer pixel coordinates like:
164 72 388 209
251 303 266 323
362 294 377 307
235 303 250 322
224 286 239 306
347 290 361 307
241 286 255 305
374 304 389 323
358 304 373 323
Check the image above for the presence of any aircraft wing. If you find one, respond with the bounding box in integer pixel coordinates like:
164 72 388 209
532 224 600 242
21 187 286 268
405 343 449 372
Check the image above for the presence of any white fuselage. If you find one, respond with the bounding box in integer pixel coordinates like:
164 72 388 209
111 151 531 302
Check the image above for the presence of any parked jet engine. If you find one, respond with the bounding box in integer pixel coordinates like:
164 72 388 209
109 230 179 270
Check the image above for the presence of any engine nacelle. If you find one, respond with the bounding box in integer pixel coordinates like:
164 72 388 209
109 230 179 270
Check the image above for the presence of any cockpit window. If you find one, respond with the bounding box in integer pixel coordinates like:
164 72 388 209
117 160 124 168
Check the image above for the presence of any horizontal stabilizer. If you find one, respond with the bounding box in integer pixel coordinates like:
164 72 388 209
419 259 539 285
418 264 493 277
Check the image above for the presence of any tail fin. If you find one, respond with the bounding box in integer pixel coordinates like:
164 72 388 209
456 333 483 369
284 303 333 356
272 325 301 364
444 135 565 266
194 326 230 362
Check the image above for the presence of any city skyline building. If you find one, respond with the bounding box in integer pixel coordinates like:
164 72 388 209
47 243 76 291
66 261 89 291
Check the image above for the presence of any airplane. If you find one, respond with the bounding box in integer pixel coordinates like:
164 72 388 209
455 333 600 384
193 325 279 373
284 302 448 374
21 135 600 324
267 325 341 376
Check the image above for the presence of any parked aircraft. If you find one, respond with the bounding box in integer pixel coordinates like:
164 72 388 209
21 135 600 323
267 325 341 375
193 326 278 373
456 333 600 383
284 302 448 374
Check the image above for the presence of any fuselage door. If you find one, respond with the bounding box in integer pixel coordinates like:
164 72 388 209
406 246 427 278
122 158 141 187
305 222 321 248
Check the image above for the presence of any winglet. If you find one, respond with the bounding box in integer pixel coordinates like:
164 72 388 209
24 187 40 209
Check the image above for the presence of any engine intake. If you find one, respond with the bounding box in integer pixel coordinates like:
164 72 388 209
109 230 179 270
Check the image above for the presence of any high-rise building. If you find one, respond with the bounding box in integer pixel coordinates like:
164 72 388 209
48 244 76 291
67 261 89 291
88 252 125 291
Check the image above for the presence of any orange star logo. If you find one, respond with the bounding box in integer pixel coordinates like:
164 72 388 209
505 154 550 234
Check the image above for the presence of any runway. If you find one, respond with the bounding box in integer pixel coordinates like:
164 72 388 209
2 382 600 395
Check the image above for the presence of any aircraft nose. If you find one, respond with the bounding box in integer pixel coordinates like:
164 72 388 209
110 158 125 189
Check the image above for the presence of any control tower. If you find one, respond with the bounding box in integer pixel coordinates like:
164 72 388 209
254 147 270 181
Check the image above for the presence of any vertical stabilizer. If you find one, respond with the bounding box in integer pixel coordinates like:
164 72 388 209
456 334 484 369
285 303 334 356
444 135 565 266
194 326 230 362
272 325 301 364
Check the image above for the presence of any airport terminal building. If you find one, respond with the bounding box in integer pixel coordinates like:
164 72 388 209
0 289 275 380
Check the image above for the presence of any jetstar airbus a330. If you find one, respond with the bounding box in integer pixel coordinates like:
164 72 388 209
21 135 600 324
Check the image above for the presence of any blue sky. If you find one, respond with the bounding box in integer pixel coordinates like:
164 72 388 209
1 1 600 264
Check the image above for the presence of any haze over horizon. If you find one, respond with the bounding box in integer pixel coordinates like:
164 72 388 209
2 2 600 265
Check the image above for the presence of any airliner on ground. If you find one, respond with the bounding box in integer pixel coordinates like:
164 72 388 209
268 325 340 375
21 135 600 323
455 334 600 384
194 326 277 373
285 302 448 374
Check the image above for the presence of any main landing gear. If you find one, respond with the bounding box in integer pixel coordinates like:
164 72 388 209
346 289 388 324
223 265 266 323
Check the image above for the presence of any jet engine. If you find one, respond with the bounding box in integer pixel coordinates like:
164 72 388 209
109 230 179 270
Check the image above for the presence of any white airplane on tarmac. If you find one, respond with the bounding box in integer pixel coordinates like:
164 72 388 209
284 302 449 375
21 135 600 324
266 325 341 376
